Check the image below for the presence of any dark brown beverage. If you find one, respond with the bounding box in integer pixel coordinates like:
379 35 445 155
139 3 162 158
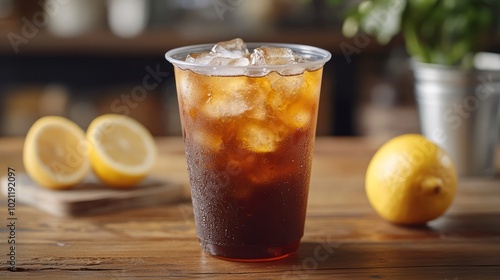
166 40 330 260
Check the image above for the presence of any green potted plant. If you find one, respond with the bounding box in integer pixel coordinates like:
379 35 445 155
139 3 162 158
342 0 500 177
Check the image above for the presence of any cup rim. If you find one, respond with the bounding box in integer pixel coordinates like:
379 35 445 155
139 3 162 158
165 42 331 75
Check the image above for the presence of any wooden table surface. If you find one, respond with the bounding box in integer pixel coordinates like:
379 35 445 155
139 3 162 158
1 137 499 279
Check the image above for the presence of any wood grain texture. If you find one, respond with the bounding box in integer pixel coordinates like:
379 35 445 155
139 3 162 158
0 137 499 279
0 174 183 217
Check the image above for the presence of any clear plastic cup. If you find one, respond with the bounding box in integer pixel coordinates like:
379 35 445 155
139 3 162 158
166 42 331 261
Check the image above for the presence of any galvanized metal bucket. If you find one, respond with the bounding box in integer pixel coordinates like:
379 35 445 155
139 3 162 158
413 57 500 177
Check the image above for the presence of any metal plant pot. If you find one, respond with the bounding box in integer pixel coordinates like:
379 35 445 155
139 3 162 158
413 59 500 177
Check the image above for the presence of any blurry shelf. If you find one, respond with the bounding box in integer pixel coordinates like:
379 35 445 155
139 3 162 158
0 26 402 56
0 25 404 136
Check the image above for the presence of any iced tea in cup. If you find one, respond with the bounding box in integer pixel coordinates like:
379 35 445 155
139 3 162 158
165 39 331 261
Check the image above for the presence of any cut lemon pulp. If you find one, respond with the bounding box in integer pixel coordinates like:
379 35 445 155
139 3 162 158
86 114 157 187
23 116 90 189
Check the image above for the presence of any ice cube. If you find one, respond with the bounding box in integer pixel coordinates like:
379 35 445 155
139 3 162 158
239 123 280 153
186 52 221 65
281 103 313 129
175 69 202 109
203 78 251 118
204 96 249 118
266 71 282 84
209 57 250 66
278 66 306 76
274 74 305 93
290 110 312 128
209 57 250 76
251 47 297 66
267 74 305 111
249 106 267 121
246 80 268 120
211 38 249 59
191 130 223 152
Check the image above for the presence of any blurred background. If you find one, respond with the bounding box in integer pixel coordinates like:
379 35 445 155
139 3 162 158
0 0 438 137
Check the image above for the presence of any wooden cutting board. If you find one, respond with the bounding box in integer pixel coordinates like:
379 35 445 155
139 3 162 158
0 173 184 217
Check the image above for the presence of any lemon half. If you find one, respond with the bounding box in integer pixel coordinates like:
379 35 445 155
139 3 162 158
86 114 157 187
23 116 90 189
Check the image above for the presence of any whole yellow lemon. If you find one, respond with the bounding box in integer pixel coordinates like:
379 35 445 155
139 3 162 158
365 134 457 225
